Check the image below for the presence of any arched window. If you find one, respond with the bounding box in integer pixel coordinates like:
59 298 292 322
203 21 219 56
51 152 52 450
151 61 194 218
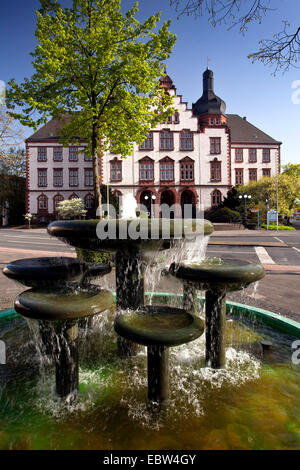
180 130 193 151
84 194 95 209
211 189 222 207
69 193 79 200
139 157 154 182
159 157 174 181
160 130 173 150
53 194 64 211
180 157 194 182
37 194 48 211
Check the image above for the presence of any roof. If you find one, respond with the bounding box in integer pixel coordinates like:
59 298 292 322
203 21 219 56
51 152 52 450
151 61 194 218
226 114 281 145
26 115 72 142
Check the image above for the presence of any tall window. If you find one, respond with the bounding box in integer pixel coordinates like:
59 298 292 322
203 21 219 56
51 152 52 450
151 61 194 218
69 168 78 186
38 194 47 210
210 159 221 182
212 189 222 207
84 168 93 186
249 149 257 162
235 149 243 162
53 194 64 211
180 130 193 151
53 169 63 187
174 112 179 123
262 168 271 177
69 147 78 161
84 194 94 209
235 169 243 185
210 137 221 154
38 169 47 187
53 147 63 161
160 159 174 181
139 132 153 150
110 160 122 182
262 149 270 162
249 169 257 181
160 130 173 150
37 147 47 161
180 158 194 182
139 158 154 181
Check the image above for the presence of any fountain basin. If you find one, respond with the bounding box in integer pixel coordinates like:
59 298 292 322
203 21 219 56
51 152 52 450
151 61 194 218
3 257 111 288
47 219 214 253
170 258 265 292
114 305 204 347
14 287 114 321
1 295 300 450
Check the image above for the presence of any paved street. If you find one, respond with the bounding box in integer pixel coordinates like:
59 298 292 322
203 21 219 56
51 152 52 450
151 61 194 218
0 226 299 322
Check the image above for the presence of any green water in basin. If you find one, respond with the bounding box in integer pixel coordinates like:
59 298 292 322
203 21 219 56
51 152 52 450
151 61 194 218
0 308 299 450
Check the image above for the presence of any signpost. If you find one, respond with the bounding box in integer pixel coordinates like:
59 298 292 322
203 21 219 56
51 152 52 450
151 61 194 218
249 208 259 231
267 209 278 230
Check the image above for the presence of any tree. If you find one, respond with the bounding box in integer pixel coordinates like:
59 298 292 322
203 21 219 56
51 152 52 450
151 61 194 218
57 198 87 220
0 147 26 178
7 0 176 217
0 105 24 152
170 0 300 73
282 163 300 178
239 174 300 221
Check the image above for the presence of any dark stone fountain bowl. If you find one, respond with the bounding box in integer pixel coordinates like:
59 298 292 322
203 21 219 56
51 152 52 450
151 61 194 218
169 258 265 292
114 305 204 347
3 257 111 288
14 287 114 321
47 219 214 253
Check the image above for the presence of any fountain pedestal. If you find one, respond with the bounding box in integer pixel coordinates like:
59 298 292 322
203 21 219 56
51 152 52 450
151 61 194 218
114 305 204 403
14 287 113 397
169 259 265 369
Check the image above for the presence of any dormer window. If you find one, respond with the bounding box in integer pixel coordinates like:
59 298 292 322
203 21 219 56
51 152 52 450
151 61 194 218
210 118 215 125
216 117 220 125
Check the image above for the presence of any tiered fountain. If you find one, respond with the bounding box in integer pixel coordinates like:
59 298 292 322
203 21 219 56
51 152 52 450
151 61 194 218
3 257 113 397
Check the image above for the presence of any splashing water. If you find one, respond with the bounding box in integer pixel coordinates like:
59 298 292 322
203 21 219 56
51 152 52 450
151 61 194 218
121 193 138 219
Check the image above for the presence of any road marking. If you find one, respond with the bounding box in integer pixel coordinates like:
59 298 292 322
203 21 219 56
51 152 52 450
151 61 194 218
3 240 68 246
255 246 275 264
293 247 300 253
207 250 254 254
273 236 284 243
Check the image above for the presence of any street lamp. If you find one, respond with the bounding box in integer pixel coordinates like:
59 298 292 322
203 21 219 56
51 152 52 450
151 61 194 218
239 194 251 225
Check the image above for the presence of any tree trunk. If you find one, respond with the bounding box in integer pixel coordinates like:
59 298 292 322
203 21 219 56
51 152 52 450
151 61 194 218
92 124 102 220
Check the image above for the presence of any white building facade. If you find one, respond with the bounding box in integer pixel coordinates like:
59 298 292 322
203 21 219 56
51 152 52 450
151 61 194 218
26 69 281 222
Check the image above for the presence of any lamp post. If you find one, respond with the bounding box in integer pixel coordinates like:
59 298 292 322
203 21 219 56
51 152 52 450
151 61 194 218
239 194 251 225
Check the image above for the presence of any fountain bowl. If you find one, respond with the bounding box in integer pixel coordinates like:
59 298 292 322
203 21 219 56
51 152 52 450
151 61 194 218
14 287 114 321
114 305 204 347
47 219 214 253
2 257 111 288
169 258 265 292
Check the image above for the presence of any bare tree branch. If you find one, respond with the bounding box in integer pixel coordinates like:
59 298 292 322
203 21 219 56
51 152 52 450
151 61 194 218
249 22 300 73
170 0 300 73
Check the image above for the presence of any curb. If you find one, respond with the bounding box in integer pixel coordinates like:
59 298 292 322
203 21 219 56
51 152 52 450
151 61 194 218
2 292 300 339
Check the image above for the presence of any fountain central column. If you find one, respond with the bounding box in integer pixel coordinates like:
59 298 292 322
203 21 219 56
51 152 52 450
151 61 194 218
205 289 226 369
115 249 144 356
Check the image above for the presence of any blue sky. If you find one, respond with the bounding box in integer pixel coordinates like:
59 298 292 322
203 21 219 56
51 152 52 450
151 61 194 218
1 0 299 165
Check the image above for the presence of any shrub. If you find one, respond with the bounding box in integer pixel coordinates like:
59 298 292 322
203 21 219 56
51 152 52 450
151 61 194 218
261 224 296 231
205 207 242 223
75 248 110 263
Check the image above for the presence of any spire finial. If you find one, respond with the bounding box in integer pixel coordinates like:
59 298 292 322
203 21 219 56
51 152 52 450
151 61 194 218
207 57 211 69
